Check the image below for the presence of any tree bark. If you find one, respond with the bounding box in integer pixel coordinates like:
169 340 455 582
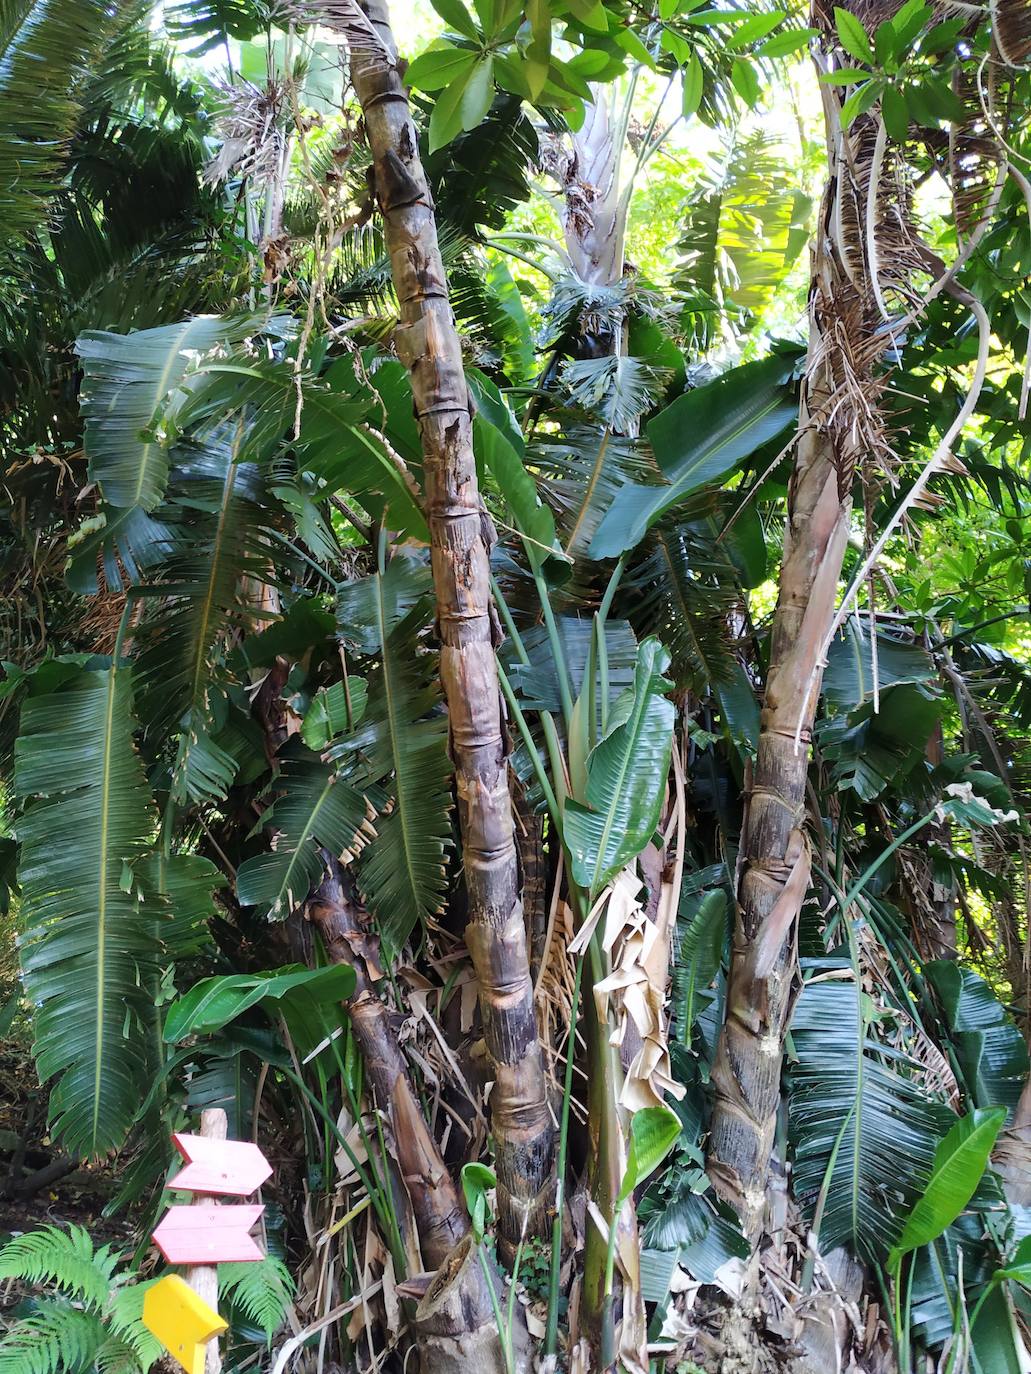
309 867 469 1270
706 85 880 1234
340 0 553 1250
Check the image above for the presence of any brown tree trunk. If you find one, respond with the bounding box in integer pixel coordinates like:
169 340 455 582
706 73 901 1234
309 868 469 1270
340 0 553 1250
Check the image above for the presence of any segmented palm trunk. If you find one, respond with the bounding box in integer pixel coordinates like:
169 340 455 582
345 0 553 1248
707 105 864 1235
309 870 468 1269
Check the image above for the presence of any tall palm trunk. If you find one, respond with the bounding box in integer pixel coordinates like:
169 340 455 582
340 0 553 1249
707 60 902 1234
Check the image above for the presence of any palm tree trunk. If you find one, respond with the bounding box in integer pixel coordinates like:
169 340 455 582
707 80 882 1233
341 0 553 1250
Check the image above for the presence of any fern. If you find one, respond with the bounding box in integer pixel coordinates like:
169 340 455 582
0 1302 106 1374
219 1256 295 1342
0 1225 118 1308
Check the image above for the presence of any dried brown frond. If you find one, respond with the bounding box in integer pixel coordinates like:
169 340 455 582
991 0 1031 67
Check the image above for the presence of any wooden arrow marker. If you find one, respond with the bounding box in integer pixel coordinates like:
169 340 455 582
153 1204 265 1265
143 1273 228 1374
169 1133 272 1197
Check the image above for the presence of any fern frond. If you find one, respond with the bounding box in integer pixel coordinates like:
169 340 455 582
0 1225 118 1308
0 1302 106 1374
219 1256 295 1342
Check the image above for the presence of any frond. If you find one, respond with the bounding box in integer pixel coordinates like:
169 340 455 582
532 424 655 562
136 851 224 957
0 1225 119 1308
218 1256 296 1342
788 971 954 1262
164 0 273 54
106 1279 162 1371
14 667 159 1156
0 0 114 248
559 355 670 431
626 519 740 693
131 432 281 803
331 567 453 952
0 1301 106 1374
76 315 262 514
236 752 378 919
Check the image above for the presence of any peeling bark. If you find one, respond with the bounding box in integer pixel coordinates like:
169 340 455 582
309 866 469 1270
340 0 553 1250
707 101 868 1235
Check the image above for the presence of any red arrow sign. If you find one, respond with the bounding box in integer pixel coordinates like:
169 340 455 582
169 1133 272 1197
152 1205 265 1265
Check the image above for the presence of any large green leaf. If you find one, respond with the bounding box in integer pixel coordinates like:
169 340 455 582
565 637 675 897
14 665 159 1156
236 755 377 920
76 316 260 513
887 1108 1006 1271
788 973 953 1261
137 851 224 958
0 0 113 249
590 352 798 559
673 889 727 1042
821 618 936 710
331 578 454 952
163 965 356 1043
133 432 278 803
924 962 1030 1116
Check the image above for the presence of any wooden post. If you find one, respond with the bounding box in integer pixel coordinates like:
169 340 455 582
183 1108 226 1374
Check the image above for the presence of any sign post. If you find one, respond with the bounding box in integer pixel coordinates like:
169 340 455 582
142 1108 271 1374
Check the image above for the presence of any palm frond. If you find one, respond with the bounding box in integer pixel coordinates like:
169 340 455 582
788 972 954 1262
76 315 261 514
626 519 740 693
331 565 453 952
14 666 159 1156
560 355 670 431
236 752 378 919
136 851 224 957
0 0 114 249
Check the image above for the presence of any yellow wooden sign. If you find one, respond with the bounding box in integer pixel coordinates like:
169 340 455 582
142 1274 228 1374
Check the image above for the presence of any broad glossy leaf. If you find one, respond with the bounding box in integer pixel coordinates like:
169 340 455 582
620 1106 683 1203
565 638 674 897
888 1109 1007 1270
164 965 356 1043
591 352 797 558
821 618 935 709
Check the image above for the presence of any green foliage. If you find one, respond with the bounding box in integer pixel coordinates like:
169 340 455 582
219 1256 295 1343
0 1225 158 1374
564 638 674 897
788 973 954 1262
14 666 158 1156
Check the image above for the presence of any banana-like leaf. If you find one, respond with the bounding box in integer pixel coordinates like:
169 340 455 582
164 964 356 1043
924 962 1030 1116
330 582 454 953
76 316 260 513
137 851 224 957
14 665 159 1156
564 637 675 898
0 0 113 249
590 351 798 559
236 754 378 919
821 617 936 710
887 1108 1007 1271
133 432 279 803
788 973 954 1262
